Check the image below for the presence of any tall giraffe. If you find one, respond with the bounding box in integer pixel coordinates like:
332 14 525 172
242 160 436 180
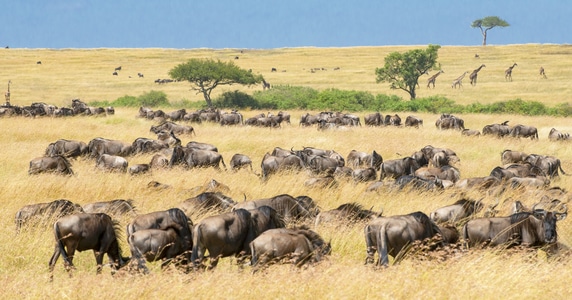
469 64 486 86
451 71 469 89
505 63 517 81
4 80 10 106
539 66 547 79
426 70 444 88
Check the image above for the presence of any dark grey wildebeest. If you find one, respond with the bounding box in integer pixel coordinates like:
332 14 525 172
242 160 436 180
128 227 190 273
260 153 304 180
185 141 218 152
96 154 128 172
28 156 74 175
509 124 538 140
405 115 423 128
150 121 195 136
315 202 382 226
15 199 83 232
178 192 236 217
463 207 567 248
346 150 383 171
250 227 331 269
230 153 253 171
128 163 150 175
232 194 319 222
364 211 442 267
364 112 383 126
169 146 226 170
379 157 420 180
88 137 133 158
220 111 244 126
501 149 528 165
191 206 286 269
49 213 129 277
45 139 88 158
82 199 137 217
482 121 511 138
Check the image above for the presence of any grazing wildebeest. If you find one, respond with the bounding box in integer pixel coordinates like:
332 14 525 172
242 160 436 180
15 199 83 232
114 66 122 71
96 154 128 172
260 153 304 180
191 206 286 269
463 206 567 248
525 154 567 178
178 192 236 217
150 153 170 169
380 157 421 180
461 129 481 136
395 175 444 191
128 163 150 175
509 124 538 140
232 194 319 222
315 202 382 226
304 175 337 188
364 112 383 126
88 137 133 158
501 149 528 165
346 150 383 171
45 139 88 158
169 146 226 170
166 109 187 122
29 156 74 175
405 115 423 128
548 128 571 141
186 141 218 152
364 211 442 267
82 199 137 217
250 227 331 269
128 227 190 273
415 165 461 183
229 153 253 171
435 114 465 130
150 121 195 136
352 167 378 182
482 121 511 138
430 198 484 224
220 111 244 126
49 213 129 277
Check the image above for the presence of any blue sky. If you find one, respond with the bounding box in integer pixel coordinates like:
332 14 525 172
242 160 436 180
1 0 570 49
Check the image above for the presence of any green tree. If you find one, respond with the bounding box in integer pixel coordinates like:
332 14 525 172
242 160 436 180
375 44 441 100
471 16 510 46
169 58 263 107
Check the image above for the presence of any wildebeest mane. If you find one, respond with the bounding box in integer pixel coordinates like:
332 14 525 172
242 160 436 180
409 211 441 236
335 202 364 214
167 207 194 230
250 206 286 235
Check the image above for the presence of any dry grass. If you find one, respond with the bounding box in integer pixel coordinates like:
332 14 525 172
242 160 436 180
2 46 572 299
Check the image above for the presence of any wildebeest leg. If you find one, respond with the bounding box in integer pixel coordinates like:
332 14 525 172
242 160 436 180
208 254 223 270
94 250 105 274
48 244 61 274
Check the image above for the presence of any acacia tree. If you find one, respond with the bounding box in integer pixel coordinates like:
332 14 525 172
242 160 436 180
471 16 510 46
169 58 263 107
375 44 440 100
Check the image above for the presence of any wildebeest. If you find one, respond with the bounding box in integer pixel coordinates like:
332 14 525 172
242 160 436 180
128 163 150 175
178 192 236 217
315 202 382 226
249 227 331 269
430 198 484 225
380 157 420 180
82 199 137 217
461 129 481 136
260 153 304 180
395 175 444 191
304 175 337 188
525 153 567 178
233 194 319 222
96 154 128 172
501 149 528 165
15 199 83 232
482 121 511 138
150 121 195 136
364 211 442 267
191 206 286 269
185 141 218 152
220 111 244 126
169 146 226 170
150 153 170 169
128 227 190 273
49 213 129 277
230 153 253 171
88 137 133 158
346 150 383 171
405 115 423 128
454 176 502 191
548 128 571 141
364 112 383 126
462 206 567 248
435 114 465 130
45 139 88 158
509 124 538 140
28 156 74 175
415 165 461 183
352 167 378 182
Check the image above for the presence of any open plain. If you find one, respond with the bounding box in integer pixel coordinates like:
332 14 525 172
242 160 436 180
2 45 572 299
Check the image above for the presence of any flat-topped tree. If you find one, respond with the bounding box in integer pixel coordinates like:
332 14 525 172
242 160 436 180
375 44 441 100
169 59 264 107
471 16 510 46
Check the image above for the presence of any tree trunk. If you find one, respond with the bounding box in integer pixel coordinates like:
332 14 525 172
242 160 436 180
202 91 213 107
408 87 416 100
482 32 487 46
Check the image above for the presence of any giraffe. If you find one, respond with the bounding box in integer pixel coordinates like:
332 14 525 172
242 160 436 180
505 63 517 81
4 80 10 106
262 79 270 90
469 64 486 86
539 66 547 79
451 71 469 89
426 70 444 88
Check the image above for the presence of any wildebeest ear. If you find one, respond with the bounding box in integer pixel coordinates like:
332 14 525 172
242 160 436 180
532 209 546 219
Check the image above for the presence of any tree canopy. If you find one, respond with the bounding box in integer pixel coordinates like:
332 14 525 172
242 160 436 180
471 16 510 46
375 45 441 100
169 58 263 107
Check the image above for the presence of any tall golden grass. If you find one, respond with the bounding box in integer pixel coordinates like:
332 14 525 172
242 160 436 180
2 46 572 299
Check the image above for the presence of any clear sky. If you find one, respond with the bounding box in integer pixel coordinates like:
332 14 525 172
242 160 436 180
1 0 570 49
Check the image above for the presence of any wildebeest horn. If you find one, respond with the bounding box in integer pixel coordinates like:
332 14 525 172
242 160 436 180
243 193 247 202
490 198 500 210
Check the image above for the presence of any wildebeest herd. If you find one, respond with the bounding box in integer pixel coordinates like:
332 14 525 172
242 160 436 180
15 107 572 277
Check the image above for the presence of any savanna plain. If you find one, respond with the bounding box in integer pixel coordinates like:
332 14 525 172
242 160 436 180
2 45 572 299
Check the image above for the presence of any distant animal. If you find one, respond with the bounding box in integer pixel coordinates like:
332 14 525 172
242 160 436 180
482 121 511 138
128 163 150 175
37 61 42 64
539 66 547 79
114 66 122 71
404 116 423 128
271 68 277 72
112 71 118 76
548 128 570 141
469 64 485 86
169 146 226 170
28 156 74 175
229 153 253 171
250 227 331 269
509 124 538 140
451 71 469 88
49 213 129 277
461 129 481 136
426 70 444 88
191 206 286 269
137 72 144 78
82 199 137 217
150 121 195 136
96 154 128 172
505 63 517 81
364 211 442 267
15 199 83 232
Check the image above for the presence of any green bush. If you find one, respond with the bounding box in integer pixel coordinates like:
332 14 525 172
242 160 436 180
136 90 169 107
213 90 258 109
253 85 319 110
